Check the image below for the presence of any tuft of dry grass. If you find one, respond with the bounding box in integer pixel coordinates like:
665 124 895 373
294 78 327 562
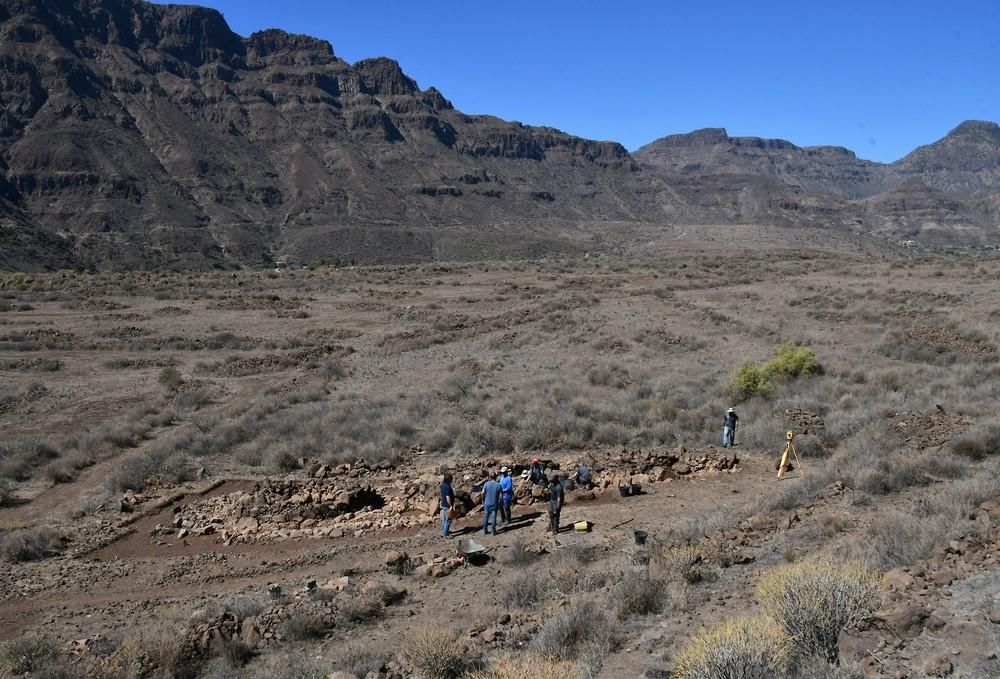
403 628 474 679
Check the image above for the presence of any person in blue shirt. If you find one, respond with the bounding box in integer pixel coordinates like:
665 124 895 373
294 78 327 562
440 473 455 538
499 466 514 524
482 471 502 535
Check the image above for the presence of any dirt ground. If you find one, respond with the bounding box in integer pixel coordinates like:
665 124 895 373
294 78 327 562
1 225 999 678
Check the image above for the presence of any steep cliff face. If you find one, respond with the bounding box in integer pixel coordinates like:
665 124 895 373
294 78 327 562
0 0 661 268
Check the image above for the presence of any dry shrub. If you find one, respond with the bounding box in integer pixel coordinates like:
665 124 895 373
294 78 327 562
339 590 386 623
0 479 12 507
0 633 59 675
467 653 576 679
0 439 60 481
532 601 619 664
331 641 393 678
499 572 544 610
280 610 332 641
403 628 473 679
94 629 196 679
756 558 881 664
612 571 669 620
501 539 541 567
672 616 790 679
0 526 64 562
655 545 705 584
951 418 1000 461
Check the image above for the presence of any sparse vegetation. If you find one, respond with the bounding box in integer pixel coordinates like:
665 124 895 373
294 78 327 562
0 255 998 679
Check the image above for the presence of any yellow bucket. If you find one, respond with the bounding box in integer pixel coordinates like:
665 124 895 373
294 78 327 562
574 520 591 532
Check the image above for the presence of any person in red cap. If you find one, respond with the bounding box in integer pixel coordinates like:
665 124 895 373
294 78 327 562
528 456 545 485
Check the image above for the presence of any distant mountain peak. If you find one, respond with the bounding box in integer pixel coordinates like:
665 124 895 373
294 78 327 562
948 120 1000 137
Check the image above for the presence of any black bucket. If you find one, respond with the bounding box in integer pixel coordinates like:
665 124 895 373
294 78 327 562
633 529 648 546
631 483 642 496
618 485 631 498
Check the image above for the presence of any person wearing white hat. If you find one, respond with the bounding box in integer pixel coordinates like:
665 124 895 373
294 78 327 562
722 407 739 447
499 466 514 524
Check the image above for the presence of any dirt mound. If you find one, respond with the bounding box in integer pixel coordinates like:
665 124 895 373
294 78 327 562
903 326 995 359
152 306 192 316
888 410 973 449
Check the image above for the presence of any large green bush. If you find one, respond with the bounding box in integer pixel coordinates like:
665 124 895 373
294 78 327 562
766 343 822 379
726 343 821 401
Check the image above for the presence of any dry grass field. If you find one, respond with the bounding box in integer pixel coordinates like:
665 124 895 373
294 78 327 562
0 225 999 679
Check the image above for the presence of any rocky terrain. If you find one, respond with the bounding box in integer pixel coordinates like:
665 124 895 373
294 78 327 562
1 228 999 677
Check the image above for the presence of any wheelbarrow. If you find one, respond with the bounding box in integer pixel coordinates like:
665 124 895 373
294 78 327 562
456 538 491 566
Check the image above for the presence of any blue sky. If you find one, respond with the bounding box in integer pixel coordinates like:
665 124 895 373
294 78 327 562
179 0 999 162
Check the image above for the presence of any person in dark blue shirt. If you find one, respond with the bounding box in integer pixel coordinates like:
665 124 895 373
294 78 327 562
499 466 514 524
547 472 565 534
723 408 739 447
482 471 502 535
440 473 455 538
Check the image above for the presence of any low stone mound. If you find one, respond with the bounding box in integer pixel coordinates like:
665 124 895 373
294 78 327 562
153 477 434 545
904 325 995 359
780 407 826 436
888 410 973 449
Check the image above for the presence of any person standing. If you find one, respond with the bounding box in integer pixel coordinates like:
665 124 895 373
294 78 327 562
722 407 739 447
482 471 502 535
440 473 455 538
547 472 565 534
499 466 514 524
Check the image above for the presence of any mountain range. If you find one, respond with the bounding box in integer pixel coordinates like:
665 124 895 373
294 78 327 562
1 0 998 270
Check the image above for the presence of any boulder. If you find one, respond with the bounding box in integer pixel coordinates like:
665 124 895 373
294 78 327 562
671 462 692 475
924 655 953 677
240 618 262 648
878 604 929 639
384 550 410 572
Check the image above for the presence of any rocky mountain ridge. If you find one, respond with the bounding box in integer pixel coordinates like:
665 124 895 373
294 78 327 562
634 121 1000 200
0 0 998 270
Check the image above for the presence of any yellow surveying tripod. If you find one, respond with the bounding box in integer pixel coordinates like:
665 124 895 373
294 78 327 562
777 431 803 479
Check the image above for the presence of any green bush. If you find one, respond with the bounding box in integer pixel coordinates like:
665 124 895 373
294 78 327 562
726 363 775 401
766 342 822 380
725 343 821 401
